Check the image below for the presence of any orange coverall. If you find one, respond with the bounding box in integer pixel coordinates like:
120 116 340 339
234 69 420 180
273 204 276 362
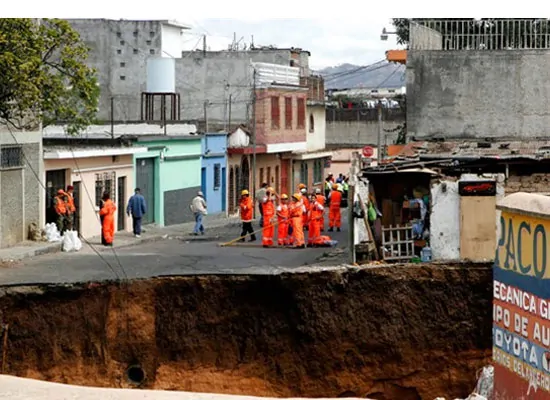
308 200 325 245
316 194 326 230
301 196 310 229
276 203 290 246
328 190 342 229
290 202 305 247
99 199 117 244
261 197 275 247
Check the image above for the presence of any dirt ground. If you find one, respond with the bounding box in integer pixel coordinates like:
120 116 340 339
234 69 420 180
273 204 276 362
0 263 493 400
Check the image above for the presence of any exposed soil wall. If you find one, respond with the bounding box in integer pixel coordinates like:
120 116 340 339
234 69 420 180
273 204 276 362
0 264 493 399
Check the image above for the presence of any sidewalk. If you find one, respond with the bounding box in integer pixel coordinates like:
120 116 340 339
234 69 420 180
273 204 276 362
0 213 241 263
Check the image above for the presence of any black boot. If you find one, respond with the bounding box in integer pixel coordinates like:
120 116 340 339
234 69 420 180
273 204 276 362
328 227 333 232
337 227 341 232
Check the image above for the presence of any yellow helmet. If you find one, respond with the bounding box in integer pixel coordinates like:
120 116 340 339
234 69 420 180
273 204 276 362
281 193 289 200
241 189 249 195
267 186 274 193
292 193 301 201
332 183 339 190
298 183 306 189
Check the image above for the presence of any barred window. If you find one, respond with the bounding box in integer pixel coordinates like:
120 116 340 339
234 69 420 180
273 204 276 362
0 145 23 169
213 163 221 190
95 172 116 207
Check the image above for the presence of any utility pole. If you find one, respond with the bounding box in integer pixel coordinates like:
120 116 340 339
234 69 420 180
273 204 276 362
203 100 209 132
252 68 257 218
377 101 383 165
228 94 232 132
202 35 206 56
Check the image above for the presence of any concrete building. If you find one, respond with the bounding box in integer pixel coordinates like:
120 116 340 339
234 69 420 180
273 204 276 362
66 19 192 123
42 137 144 239
0 129 43 248
406 19 550 140
201 133 228 215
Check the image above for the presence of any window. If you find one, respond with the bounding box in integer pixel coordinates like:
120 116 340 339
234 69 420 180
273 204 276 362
120 76 126 80
267 166 271 186
213 163 221 190
284 97 292 129
309 114 315 133
313 159 323 184
146 40 152 45
133 31 139 37
149 49 155 55
133 48 139 54
270 97 280 129
0 145 23 169
120 40 125 45
120 62 126 67
117 49 122 55
95 172 116 207
300 162 308 187
297 98 305 129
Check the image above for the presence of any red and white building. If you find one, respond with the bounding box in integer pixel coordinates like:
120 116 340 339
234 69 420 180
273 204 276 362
227 59 331 214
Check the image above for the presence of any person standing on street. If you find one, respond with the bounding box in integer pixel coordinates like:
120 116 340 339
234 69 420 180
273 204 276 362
276 194 290 246
289 193 306 248
99 192 116 246
126 188 147 238
53 189 68 234
308 193 325 246
315 188 326 231
328 184 343 232
190 191 208 235
260 187 276 247
238 189 256 242
255 182 268 227
65 186 76 231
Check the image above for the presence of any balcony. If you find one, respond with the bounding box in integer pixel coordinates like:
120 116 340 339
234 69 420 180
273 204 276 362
300 75 325 103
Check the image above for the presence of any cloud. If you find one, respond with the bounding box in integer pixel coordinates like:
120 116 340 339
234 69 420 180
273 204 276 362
181 18 404 69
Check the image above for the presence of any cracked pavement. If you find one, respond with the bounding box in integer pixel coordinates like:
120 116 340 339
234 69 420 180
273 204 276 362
0 213 350 286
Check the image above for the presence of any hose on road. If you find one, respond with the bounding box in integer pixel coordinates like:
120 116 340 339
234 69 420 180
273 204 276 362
219 219 281 247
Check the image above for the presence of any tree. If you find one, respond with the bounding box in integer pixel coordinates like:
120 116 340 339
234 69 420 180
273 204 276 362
392 18 550 50
0 18 99 135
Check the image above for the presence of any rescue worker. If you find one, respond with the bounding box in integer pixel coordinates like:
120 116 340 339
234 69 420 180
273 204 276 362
238 190 256 242
289 193 306 248
99 192 117 246
65 185 76 231
315 188 326 231
53 189 68 234
298 184 310 230
276 194 290 246
261 187 276 247
342 177 349 207
308 193 325 247
256 182 268 227
328 183 343 232
324 176 332 200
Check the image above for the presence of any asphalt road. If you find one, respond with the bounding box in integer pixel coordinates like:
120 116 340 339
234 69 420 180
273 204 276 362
0 213 349 286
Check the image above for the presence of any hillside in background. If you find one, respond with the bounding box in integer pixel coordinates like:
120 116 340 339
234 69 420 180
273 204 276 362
317 62 406 90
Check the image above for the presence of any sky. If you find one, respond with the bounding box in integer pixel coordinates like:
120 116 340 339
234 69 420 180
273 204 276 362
177 18 403 70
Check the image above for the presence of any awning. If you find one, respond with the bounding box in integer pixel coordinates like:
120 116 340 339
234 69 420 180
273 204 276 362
291 150 333 160
44 146 148 159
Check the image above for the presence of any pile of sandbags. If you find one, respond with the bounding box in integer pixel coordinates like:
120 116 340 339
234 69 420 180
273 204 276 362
44 223 62 242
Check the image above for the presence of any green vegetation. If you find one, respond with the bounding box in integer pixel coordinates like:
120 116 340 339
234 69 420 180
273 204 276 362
0 18 99 134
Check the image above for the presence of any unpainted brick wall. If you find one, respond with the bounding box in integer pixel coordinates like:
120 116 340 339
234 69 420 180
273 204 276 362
504 174 550 194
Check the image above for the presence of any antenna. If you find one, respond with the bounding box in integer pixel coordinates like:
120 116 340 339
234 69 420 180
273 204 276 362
251 35 255 49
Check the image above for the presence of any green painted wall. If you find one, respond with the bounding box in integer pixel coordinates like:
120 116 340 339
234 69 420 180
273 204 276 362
134 138 202 226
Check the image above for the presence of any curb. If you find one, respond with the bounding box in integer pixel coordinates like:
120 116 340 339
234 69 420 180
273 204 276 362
0 242 63 263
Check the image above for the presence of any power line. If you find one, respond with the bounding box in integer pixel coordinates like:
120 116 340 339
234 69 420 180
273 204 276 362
5 125 123 281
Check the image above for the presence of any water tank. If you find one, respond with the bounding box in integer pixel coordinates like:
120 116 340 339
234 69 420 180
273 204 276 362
146 58 175 93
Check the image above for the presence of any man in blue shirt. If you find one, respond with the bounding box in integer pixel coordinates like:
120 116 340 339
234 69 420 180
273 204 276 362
126 188 147 238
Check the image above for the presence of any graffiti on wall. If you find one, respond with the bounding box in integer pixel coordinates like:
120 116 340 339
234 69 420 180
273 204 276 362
493 210 550 399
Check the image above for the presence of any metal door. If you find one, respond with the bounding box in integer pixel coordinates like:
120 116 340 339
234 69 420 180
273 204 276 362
117 176 126 231
136 158 155 224
45 169 67 224
201 167 207 199
221 167 226 211
72 181 81 234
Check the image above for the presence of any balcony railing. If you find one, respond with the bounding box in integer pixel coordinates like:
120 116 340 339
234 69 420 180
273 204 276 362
326 107 406 123
300 75 325 102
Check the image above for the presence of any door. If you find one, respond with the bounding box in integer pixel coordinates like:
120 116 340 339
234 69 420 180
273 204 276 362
460 196 497 261
201 167 207 199
117 176 126 231
275 165 280 194
72 181 81 234
221 167 226 211
135 158 155 224
45 169 67 224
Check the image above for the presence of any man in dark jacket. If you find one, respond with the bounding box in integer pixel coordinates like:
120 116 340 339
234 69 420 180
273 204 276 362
126 188 147 237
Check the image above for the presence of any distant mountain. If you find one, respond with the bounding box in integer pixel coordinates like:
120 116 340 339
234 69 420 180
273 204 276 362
316 62 406 90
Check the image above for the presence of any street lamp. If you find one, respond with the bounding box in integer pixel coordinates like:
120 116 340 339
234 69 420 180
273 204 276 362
380 27 396 41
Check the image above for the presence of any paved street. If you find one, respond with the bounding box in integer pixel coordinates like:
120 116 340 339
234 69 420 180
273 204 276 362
0 213 349 286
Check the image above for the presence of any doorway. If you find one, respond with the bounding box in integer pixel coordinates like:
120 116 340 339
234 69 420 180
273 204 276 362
221 166 226 211
117 176 126 231
45 169 67 224
201 167 207 199
136 158 155 225
72 181 82 234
